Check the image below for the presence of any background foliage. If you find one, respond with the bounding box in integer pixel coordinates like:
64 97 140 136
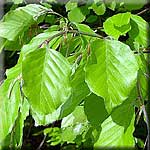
0 0 150 149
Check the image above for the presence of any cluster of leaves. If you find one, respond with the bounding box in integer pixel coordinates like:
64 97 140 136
0 0 149 149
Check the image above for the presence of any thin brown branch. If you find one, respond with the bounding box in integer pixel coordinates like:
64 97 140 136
137 80 150 149
36 134 47 150
142 105 150 149
39 30 103 48
137 8 150 15
134 50 150 54
38 29 150 56
46 10 63 18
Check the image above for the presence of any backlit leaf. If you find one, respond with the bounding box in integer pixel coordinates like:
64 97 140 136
0 4 47 41
92 3 106 15
128 15 148 47
103 12 131 39
68 7 85 23
94 89 136 147
22 47 71 114
85 39 138 113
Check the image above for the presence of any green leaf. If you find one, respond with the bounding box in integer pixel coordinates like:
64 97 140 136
80 5 90 16
92 3 106 15
68 7 85 23
94 115 135 147
103 12 131 39
0 4 47 41
65 1 77 11
61 106 88 143
32 105 62 126
84 94 108 127
128 15 148 47
22 47 71 114
0 64 21 143
21 30 61 57
46 127 61 146
84 39 138 113
74 23 95 34
60 65 90 118
73 23 96 40
138 69 148 100
106 0 116 11
111 88 136 130
86 15 98 23
94 89 136 147
12 99 29 147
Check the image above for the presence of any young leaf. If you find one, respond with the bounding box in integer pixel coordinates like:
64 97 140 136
86 15 98 23
128 15 148 47
21 30 61 56
103 12 131 39
2 99 30 148
74 23 95 34
65 1 77 11
22 47 71 114
84 39 138 113
68 7 85 23
0 4 47 41
73 23 96 40
92 3 106 15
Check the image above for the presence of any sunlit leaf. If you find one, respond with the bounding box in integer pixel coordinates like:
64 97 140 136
103 12 131 39
85 39 138 113
65 1 77 11
22 47 71 114
94 89 136 147
92 3 106 15
0 4 47 41
128 15 148 47
68 7 85 23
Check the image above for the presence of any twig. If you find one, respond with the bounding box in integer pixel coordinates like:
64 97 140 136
142 105 150 150
39 30 103 48
38 29 150 56
47 10 63 18
134 50 150 54
137 81 150 149
8 74 22 99
36 134 47 150
137 8 150 15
